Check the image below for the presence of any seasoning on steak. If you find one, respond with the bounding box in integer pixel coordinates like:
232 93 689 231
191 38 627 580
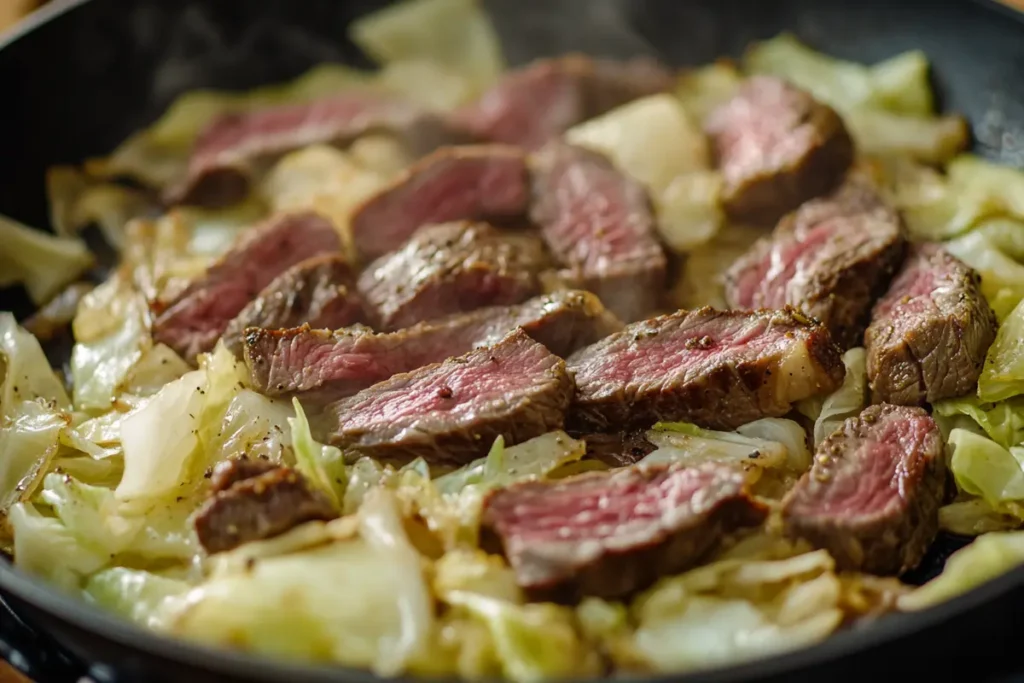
244 289 622 405
152 212 342 362
194 461 338 554
577 431 655 467
706 75 854 225
221 254 366 356
350 145 530 260
208 456 279 493
325 328 574 466
530 140 667 323
567 306 844 432
781 403 946 575
358 221 547 330
724 179 905 349
865 244 997 405
481 462 768 602
167 93 472 208
453 54 674 150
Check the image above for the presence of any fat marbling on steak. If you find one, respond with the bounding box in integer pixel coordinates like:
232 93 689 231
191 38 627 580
325 328 574 466
706 75 854 225
152 211 342 362
567 306 844 432
481 462 767 602
865 243 997 405
194 457 338 554
357 221 548 330
724 179 905 349
530 140 667 323
349 145 531 260
221 253 366 356
453 53 674 150
166 92 472 208
244 289 622 406
781 403 946 575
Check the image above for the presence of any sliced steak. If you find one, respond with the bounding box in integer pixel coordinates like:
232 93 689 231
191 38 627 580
221 254 366 356
481 462 767 601
245 289 622 405
208 456 279 493
567 307 844 432
724 180 905 349
706 75 854 225
865 244 997 405
325 328 574 466
358 221 547 330
454 54 673 150
350 145 530 260
152 212 342 361
194 463 338 554
781 404 946 575
530 141 667 323
167 93 471 208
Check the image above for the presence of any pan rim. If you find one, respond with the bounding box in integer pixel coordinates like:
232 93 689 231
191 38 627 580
3 0 1024 680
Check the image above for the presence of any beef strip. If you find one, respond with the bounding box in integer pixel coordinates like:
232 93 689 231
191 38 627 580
166 93 473 208
567 306 844 432
481 462 767 602
244 289 622 406
208 456 279 493
781 403 946 575
221 254 366 356
194 462 338 554
724 179 906 349
706 75 854 225
865 244 997 405
325 328 574 466
152 211 342 362
357 221 548 330
530 141 667 323
350 145 530 260
453 54 674 149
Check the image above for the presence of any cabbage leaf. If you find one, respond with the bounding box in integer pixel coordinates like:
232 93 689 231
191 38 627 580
948 428 1024 505
85 567 191 629
9 501 108 591
933 396 1024 449
644 419 809 473
979 297 1024 401
289 399 345 508
0 214 93 306
797 347 867 446
946 231 1024 322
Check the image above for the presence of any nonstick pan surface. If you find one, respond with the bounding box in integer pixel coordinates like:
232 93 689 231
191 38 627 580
3 0 1024 681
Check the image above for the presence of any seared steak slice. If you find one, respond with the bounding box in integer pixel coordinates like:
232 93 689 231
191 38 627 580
208 456 279 493
358 221 547 330
152 212 342 361
245 290 622 405
706 76 854 225
567 307 844 432
194 463 338 554
167 93 471 208
221 254 366 356
866 244 997 405
781 404 946 575
454 54 673 149
326 328 574 466
724 180 905 349
350 145 530 260
531 141 667 322
481 462 767 602
578 431 655 467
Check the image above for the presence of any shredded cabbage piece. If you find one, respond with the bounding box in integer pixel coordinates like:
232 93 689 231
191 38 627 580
948 428 1024 505
289 399 346 508
675 61 742 124
934 396 1024 448
940 499 1024 536
9 501 108 591
46 166 154 250
644 419 808 473
84 567 191 629
0 214 93 305
979 297 1024 401
796 348 867 446
946 230 1024 321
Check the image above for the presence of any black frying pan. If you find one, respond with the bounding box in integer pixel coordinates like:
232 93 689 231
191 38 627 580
3 0 1024 681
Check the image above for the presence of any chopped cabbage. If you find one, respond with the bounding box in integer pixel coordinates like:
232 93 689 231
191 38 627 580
946 231 1024 322
979 297 1024 401
446 591 598 682
566 94 720 253
70 288 147 411
948 428 1024 505
213 390 294 464
632 550 842 672
172 197 268 258
378 59 476 111
350 0 503 97
899 531 1024 610
973 217 1024 261
675 61 742 124
85 567 191 629
0 214 93 305
940 499 1024 536
289 399 345 508
45 165 153 250
644 419 808 473
797 348 867 446
9 502 108 591
0 313 70 409
844 109 967 165
0 401 67 531
434 431 585 494
934 396 1024 449
433 549 523 604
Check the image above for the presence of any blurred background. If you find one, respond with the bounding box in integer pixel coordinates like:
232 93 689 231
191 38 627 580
0 0 46 33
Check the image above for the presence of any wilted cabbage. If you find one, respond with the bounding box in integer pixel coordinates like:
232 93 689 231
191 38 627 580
0 214 93 305
85 567 191 629
946 231 1024 321
644 419 809 474
934 395 1024 448
948 428 1024 505
289 399 345 508
675 61 742 124
797 347 867 446
978 297 1024 401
